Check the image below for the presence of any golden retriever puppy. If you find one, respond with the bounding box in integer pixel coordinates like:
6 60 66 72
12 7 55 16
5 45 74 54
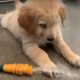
0 0 80 77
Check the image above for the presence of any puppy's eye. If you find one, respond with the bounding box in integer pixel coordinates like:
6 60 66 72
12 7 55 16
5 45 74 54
39 23 47 28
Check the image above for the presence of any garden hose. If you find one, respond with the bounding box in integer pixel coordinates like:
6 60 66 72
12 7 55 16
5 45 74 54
0 64 33 76
0 0 13 3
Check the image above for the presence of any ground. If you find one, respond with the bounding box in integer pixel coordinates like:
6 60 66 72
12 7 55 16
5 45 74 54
0 1 80 80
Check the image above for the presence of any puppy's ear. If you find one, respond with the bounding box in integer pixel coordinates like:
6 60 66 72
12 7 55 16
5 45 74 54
18 6 37 35
59 5 67 25
14 0 23 9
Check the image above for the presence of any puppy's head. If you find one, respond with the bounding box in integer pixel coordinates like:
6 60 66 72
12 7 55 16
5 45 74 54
18 1 67 42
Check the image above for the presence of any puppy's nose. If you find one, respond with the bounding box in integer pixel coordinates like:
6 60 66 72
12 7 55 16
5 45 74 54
47 38 53 41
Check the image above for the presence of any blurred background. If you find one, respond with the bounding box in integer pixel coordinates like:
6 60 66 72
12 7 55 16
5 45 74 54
0 0 80 80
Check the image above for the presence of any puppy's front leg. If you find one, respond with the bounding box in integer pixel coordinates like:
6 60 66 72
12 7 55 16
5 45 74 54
22 42 58 76
53 28 80 67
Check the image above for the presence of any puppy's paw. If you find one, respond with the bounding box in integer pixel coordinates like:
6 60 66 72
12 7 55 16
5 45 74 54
69 54 80 68
33 63 60 77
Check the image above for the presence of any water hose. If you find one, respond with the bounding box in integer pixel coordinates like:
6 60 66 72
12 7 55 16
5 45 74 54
0 0 13 3
0 64 33 76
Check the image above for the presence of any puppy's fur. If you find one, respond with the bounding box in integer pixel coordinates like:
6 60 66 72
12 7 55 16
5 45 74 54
0 0 80 76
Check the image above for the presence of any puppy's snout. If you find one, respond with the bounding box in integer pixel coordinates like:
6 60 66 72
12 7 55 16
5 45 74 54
47 38 53 41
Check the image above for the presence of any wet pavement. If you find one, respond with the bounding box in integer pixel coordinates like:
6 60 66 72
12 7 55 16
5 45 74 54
0 1 80 80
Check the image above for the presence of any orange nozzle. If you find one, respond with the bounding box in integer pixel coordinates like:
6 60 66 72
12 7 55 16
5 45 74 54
3 64 33 76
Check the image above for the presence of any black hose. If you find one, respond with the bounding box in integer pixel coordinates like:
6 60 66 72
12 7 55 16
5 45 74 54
0 64 3 72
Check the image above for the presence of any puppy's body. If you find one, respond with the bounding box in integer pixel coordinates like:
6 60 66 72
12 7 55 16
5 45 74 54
1 0 80 77
1 11 28 42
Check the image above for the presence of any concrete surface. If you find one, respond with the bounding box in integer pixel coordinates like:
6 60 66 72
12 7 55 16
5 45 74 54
0 1 80 80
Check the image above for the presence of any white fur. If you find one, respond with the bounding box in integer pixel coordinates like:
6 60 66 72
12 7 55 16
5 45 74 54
1 10 32 44
1 0 80 77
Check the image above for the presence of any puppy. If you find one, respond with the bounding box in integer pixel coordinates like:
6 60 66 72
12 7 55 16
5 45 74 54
0 0 80 77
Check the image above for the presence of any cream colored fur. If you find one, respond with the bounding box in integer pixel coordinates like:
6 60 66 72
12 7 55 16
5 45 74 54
0 0 80 77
